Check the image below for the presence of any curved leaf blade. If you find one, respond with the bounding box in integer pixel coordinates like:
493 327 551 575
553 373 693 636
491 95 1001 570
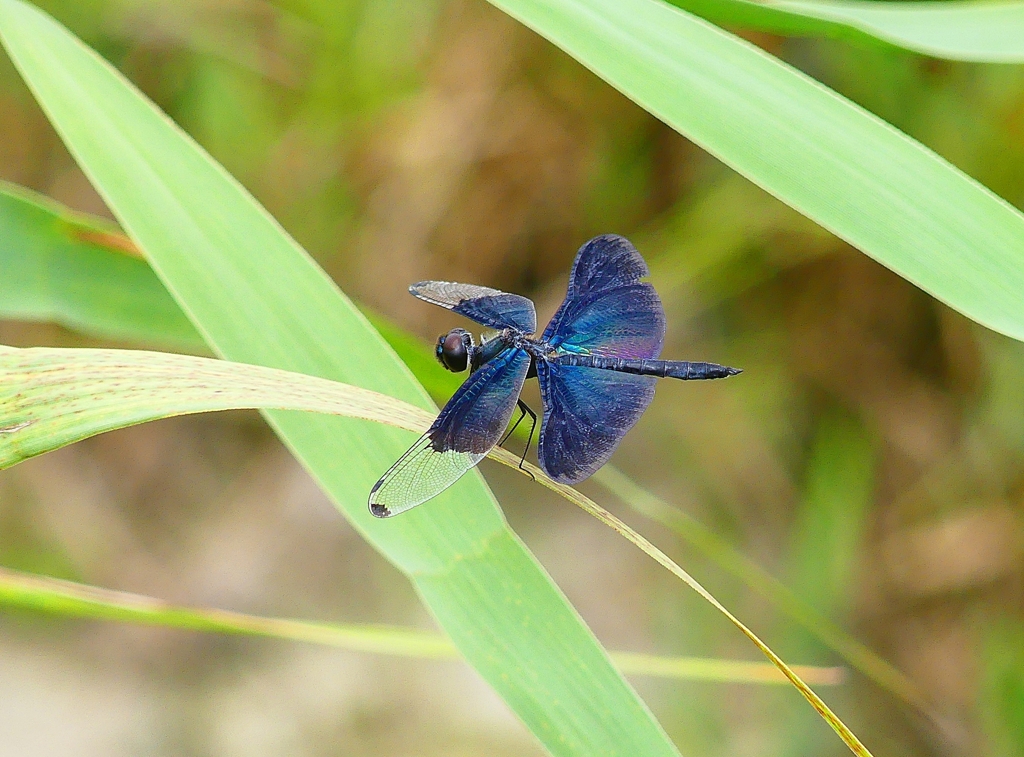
593 467 931 712
0 182 464 400
492 0 1024 341
0 346 435 468
0 2 680 755
0 181 205 350
0 345 864 751
0 566 845 685
670 0 1024 63
0 181 918 712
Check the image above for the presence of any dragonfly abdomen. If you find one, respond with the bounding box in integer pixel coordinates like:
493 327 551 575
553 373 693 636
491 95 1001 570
553 354 740 380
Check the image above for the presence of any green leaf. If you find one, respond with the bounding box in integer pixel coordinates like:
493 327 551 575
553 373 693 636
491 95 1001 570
0 2 680 755
490 0 1024 342
544 455 874 756
670 0 1024 63
358 310 464 402
0 180 903 704
0 565 846 686
0 182 464 400
0 181 204 350
0 344 868 753
592 466 931 714
0 345 437 468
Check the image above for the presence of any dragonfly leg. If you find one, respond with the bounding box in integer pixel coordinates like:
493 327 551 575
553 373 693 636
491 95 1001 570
499 399 538 477
500 401 527 446
517 400 538 479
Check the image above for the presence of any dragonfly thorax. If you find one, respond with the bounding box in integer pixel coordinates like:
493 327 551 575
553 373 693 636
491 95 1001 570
436 328 473 373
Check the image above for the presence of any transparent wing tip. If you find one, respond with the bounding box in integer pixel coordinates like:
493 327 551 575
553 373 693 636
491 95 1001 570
367 434 485 519
368 478 395 518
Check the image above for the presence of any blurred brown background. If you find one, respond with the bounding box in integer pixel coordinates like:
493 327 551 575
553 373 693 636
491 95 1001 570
2 0 1024 755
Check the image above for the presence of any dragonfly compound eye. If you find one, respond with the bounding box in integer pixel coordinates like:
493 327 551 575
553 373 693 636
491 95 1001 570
438 329 470 372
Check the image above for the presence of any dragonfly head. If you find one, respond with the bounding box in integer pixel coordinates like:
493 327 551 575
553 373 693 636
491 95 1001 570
436 328 474 373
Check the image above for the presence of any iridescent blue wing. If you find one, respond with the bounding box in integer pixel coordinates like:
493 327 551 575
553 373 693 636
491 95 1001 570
541 234 664 359
536 235 663 483
427 347 532 453
410 281 537 333
368 347 531 517
536 361 655 484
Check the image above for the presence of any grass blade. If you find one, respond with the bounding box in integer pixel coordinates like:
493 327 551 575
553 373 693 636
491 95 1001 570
0 346 435 468
592 466 931 714
0 3 682 754
519 461 875 757
670 0 1024 63
0 345 871 754
0 182 463 400
0 185 910 715
0 181 204 350
0 566 845 686
491 0 1024 342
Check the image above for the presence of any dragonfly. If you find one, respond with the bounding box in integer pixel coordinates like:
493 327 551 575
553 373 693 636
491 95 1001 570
369 234 740 517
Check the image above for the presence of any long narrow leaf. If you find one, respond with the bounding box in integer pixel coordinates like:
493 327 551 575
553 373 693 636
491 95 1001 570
593 467 931 713
0 566 844 686
0 182 205 350
0 3 681 755
0 183 913 711
0 346 435 467
671 0 1024 63
491 0 1024 342
0 345 869 754
511 454 873 755
0 183 462 400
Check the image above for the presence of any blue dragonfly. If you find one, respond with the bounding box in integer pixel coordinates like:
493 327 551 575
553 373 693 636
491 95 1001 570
369 234 740 517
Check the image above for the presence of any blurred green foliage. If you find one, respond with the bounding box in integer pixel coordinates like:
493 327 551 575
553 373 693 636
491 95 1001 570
984 621 1024 757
